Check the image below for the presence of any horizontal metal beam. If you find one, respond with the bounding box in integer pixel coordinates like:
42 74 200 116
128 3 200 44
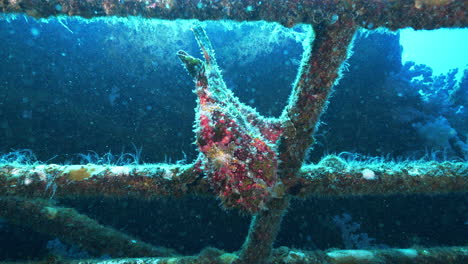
0 163 212 199
0 0 466 29
63 246 468 264
293 156 468 197
1 158 466 199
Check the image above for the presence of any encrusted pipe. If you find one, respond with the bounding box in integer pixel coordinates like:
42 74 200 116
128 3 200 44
234 197 290 264
51 246 468 264
277 17 357 183
292 156 468 197
0 163 210 199
1 158 466 199
0 197 177 258
0 0 465 29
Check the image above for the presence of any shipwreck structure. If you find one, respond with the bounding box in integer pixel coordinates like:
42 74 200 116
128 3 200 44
0 0 467 263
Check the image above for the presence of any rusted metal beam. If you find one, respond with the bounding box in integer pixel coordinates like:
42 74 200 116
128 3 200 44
1 158 466 199
0 197 177 258
0 0 465 29
0 163 211 199
277 17 357 184
293 156 468 197
233 16 358 263
234 196 290 264
51 246 468 264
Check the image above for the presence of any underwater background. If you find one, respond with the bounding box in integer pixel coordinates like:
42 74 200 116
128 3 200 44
0 15 467 260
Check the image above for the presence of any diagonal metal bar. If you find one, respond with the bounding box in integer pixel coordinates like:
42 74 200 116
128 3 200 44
0 0 465 29
233 196 290 264
0 196 177 258
278 17 357 183
235 16 358 263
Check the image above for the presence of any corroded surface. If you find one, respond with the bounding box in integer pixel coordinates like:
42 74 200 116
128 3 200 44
0 163 210 199
1 159 466 199
0 197 176 258
62 246 468 264
0 0 466 29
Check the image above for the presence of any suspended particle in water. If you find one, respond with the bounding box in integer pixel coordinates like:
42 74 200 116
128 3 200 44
30 27 40 37
22 110 32 119
330 14 339 24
